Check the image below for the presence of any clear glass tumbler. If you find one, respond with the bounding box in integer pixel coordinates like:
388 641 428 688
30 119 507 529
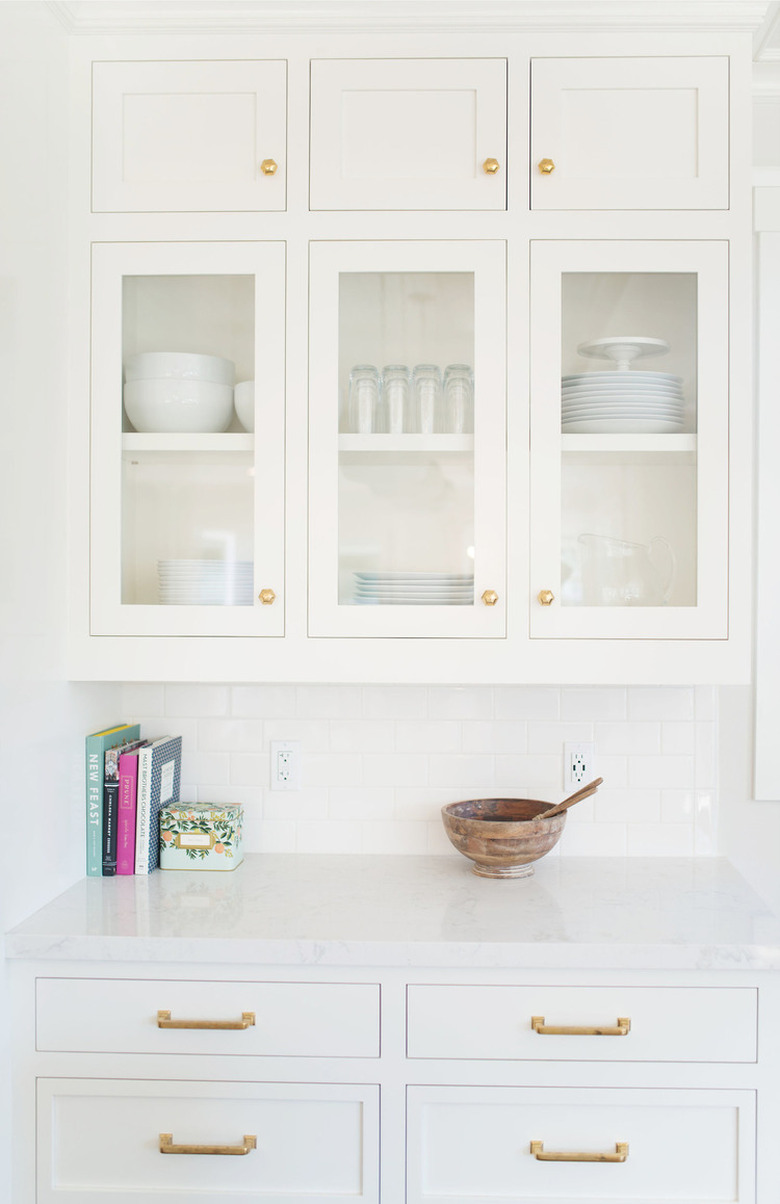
348 364 381 434
382 365 411 435
412 364 443 435
443 363 474 434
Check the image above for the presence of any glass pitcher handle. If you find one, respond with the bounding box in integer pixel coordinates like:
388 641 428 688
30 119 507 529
649 536 676 604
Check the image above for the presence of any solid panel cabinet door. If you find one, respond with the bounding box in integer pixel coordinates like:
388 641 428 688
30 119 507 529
92 60 287 212
90 240 285 637
531 57 729 210
308 240 506 638
407 1086 755 1204
38 1079 379 1204
529 239 729 640
310 59 507 210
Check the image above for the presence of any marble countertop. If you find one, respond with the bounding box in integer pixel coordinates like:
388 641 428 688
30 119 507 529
6 855 780 970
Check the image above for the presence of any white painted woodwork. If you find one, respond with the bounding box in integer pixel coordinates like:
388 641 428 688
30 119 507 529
37 1078 379 1203
754 231 780 799
529 239 730 640
36 977 381 1057
406 1085 755 1204
309 59 507 211
407 984 757 1062
90 240 286 637
308 239 506 638
91 60 287 212
531 57 729 210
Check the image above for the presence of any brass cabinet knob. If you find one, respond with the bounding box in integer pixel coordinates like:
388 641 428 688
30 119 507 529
538 589 555 606
482 157 500 175
260 158 278 176
258 588 276 605
538 158 555 174
481 589 499 607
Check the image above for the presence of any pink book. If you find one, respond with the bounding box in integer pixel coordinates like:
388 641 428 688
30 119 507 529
116 746 144 874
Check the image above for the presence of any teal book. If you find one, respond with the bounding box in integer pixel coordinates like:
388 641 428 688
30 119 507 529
85 723 141 877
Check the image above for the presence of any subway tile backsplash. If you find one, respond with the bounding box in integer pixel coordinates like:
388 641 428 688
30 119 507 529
120 684 718 857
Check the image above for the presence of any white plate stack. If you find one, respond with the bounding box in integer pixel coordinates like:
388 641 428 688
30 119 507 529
352 571 474 605
158 559 253 606
561 371 685 433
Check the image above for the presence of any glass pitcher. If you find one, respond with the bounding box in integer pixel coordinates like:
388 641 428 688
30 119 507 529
578 533 676 607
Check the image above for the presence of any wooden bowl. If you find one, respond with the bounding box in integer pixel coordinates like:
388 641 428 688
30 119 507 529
441 797 566 878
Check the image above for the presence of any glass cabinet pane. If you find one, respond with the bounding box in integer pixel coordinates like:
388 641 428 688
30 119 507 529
559 271 697 610
530 241 728 640
309 241 506 638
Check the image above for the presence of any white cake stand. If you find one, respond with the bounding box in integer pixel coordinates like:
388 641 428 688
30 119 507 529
576 336 671 372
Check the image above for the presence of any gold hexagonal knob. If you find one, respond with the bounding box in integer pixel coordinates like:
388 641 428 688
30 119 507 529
481 589 499 607
259 159 278 176
538 589 555 606
258 588 276 605
538 158 555 175
482 157 500 175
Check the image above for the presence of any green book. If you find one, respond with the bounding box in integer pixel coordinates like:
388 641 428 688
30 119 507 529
85 723 141 877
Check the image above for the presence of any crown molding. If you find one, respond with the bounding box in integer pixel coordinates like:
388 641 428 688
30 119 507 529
44 1 774 37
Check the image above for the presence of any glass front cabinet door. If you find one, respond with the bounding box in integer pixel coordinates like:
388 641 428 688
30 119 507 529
530 240 729 640
308 241 506 638
90 241 285 637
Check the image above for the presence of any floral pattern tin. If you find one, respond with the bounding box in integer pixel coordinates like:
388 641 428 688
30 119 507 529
160 803 243 871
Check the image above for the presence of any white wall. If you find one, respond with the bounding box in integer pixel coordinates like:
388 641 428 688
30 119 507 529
0 3 120 1197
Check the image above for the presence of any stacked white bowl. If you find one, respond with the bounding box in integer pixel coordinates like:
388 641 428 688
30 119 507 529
124 352 235 433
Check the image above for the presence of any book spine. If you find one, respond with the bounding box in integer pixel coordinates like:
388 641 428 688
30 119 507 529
102 775 119 876
134 746 153 875
116 754 139 875
85 740 105 878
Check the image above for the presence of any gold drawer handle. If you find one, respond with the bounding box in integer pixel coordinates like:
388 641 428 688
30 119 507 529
160 1133 257 1156
532 1015 631 1036
157 1009 256 1030
531 1140 628 1163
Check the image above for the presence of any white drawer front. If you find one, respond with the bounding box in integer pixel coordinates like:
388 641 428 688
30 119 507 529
37 978 380 1058
407 984 757 1062
407 1085 755 1204
38 1079 379 1204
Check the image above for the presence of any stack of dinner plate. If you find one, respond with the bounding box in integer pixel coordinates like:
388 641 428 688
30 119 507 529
158 559 253 606
352 571 474 605
561 371 685 434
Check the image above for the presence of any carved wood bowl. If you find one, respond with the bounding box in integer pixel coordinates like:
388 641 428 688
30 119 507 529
441 797 566 878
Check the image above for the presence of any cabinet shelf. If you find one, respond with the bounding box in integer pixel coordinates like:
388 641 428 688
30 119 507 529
338 433 474 465
123 433 254 454
561 433 697 466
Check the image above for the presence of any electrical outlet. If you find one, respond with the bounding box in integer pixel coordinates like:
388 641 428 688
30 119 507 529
564 741 596 791
270 740 301 791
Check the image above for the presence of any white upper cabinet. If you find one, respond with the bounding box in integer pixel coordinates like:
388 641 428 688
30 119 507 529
90 240 286 637
91 60 287 212
309 59 507 210
530 57 729 210
529 239 730 641
308 240 506 637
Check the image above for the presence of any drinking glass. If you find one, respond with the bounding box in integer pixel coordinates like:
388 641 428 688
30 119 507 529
348 364 380 433
382 364 411 434
412 364 443 434
443 363 474 434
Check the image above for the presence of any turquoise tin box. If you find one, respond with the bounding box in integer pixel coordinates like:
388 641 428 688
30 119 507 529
160 803 243 871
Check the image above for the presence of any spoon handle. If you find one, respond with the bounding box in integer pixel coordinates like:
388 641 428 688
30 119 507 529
541 776 603 819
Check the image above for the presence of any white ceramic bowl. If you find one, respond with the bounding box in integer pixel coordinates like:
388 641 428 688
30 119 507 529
124 378 234 433
234 380 254 432
124 351 235 386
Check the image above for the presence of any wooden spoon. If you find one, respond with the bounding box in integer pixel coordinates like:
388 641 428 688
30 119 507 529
539 777 603 820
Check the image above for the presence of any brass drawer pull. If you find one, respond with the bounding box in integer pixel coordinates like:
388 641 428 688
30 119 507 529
531 1015 631 1036
157 1009 256 1030
531 1140 628 1163
160 1133 257 1156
